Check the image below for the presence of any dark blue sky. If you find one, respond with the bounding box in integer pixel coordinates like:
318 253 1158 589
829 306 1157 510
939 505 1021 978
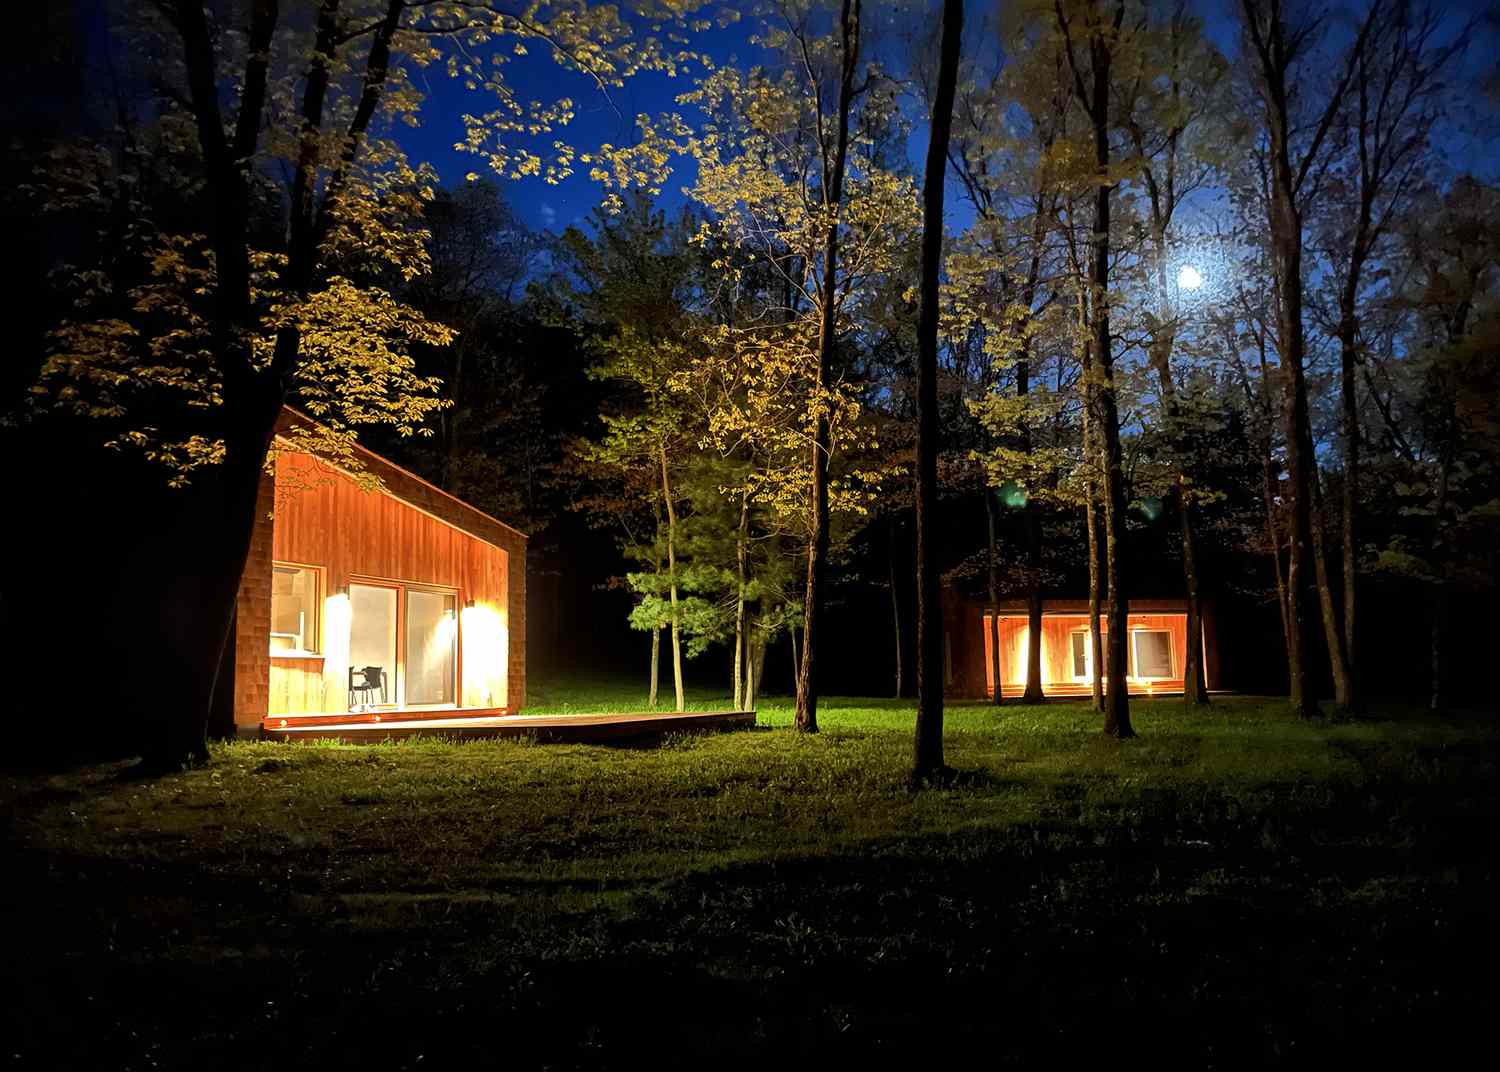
393 0 1495 238
389 1 1254 235
397 19 766 234
91 0 1489 237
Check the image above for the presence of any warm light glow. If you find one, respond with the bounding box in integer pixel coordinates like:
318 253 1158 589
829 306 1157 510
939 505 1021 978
1177 265 1203 290
322 592 352 712
1011 623 1049 688
460 601 507 708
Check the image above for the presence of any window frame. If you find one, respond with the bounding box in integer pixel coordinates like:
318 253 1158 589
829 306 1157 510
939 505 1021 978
1069 630 1092 681
269 561 324 657
344 574 463 710
1130 628 1175 681
403 583 461 708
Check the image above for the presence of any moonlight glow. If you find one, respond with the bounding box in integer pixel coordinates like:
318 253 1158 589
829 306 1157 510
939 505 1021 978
1178 265 1204 290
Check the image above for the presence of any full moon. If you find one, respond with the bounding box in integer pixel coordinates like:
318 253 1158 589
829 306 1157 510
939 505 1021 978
1178 265 1204 290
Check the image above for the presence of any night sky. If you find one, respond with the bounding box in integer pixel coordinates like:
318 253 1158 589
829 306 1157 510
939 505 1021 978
388 0 1496 237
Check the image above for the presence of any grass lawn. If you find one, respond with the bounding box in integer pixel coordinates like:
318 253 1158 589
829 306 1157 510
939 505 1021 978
4 682 1499 1069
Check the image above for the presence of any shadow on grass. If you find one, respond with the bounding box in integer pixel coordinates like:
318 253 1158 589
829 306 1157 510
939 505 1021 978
12 806 1495 1069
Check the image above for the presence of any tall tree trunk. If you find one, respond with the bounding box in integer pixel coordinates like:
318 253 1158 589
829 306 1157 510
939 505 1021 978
890 519 905 699
1338 323 1361 712
1240 0 1378 719
1079 289 1105 714
912 0 961 783
140 415 277 770
1063 0 1133 738
1087 488 1105 712
734 495 748 709
795 0 862 735
1150 353 1208 706
1245 329 1293 661
985 491 1004 705
649 627 660 709
1258 159 1316 718
1020 444 1045 703
746 613 763 712
1262 454 1291 657
1429 443 1452 713
1016 252 1046 707
1273 257 1318 720
1179 485 1208 704
1311 473 1353 707
659 444 685 713
650 501 664 708
751 613 768 706
151 0 281 769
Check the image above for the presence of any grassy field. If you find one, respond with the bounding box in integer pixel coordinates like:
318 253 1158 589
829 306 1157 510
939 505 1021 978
4 682 1499 1069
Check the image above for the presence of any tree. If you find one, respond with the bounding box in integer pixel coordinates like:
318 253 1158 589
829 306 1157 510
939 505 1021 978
946 4 1071 706
913 0 963 782
797 0 863 734
1313 0 1466 713
1120 0 1231 706
1056 0 1135 738
1367 178 1500 712
1237 0 1378 718
679 0 912 730
558 198 705 712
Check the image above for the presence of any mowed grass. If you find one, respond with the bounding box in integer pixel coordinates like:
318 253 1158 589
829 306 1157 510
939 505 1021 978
5 683 1499 1069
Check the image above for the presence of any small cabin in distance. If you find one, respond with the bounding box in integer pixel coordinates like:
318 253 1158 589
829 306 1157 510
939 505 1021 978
231 410 527 736
943 597 1219 699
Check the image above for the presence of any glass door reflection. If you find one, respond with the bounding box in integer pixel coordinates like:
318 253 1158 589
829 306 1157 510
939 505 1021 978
348 583 397 710
405 588 457 706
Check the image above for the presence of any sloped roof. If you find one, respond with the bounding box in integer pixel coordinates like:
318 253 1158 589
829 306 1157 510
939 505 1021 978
276 407 527 555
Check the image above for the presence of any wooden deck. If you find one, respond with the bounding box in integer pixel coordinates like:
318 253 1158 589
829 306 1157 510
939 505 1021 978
260 708 756 744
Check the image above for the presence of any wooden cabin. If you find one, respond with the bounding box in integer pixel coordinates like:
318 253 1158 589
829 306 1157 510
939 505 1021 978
943 597 1219 700
231 411 526 736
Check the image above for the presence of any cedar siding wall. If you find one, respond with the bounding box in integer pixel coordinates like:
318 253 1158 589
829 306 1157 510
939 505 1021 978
967 605 1206 699
233 422 527 731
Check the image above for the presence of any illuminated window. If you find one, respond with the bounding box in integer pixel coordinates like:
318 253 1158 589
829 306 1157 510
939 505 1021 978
1131 630 1173 679
270 564 320 654
1070 631 1091 679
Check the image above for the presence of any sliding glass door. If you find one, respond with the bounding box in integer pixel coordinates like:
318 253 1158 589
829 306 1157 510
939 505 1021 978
346 580 459 710
348 583 398 708
405 588 458 706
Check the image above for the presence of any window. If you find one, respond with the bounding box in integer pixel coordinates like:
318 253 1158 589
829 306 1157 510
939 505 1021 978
345 579 460 711
348 582 398 706
405 588 457 705
1070 632 1091 679
1132 630 1173 679
270 564 319 654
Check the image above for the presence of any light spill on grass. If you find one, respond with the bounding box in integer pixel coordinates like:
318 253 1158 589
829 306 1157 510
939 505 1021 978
11 689 1491 906
7 683 1499 1069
